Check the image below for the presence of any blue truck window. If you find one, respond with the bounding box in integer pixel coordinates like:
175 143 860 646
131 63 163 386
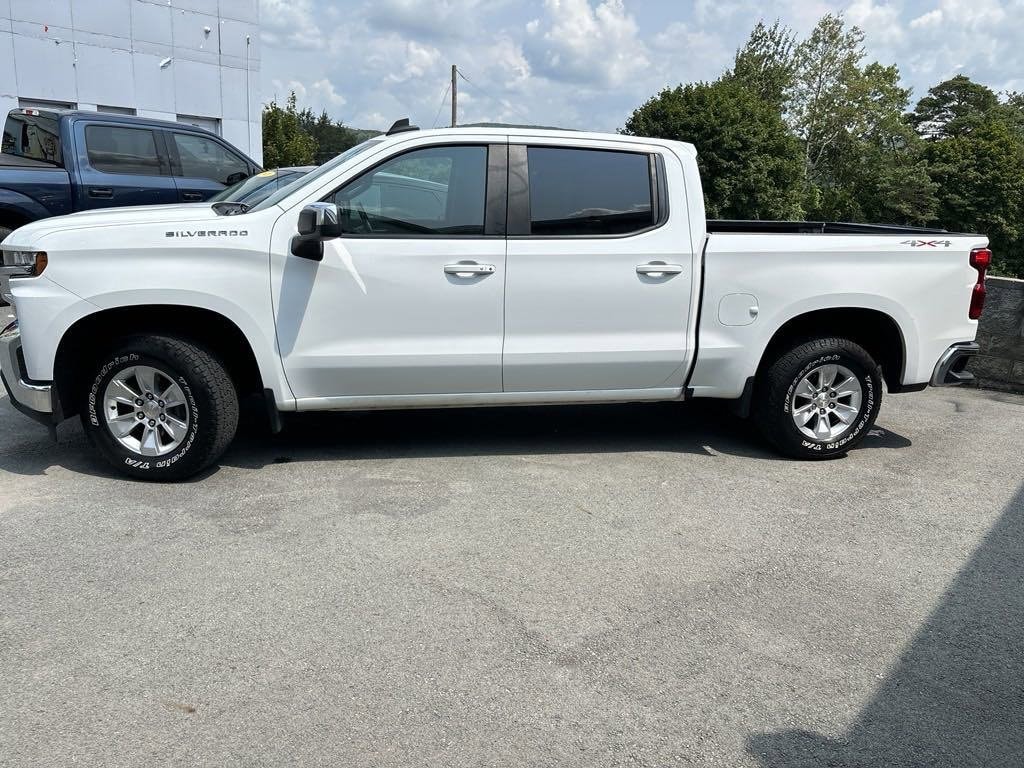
173 133 248 185
85 125 161 175
2 112 62 164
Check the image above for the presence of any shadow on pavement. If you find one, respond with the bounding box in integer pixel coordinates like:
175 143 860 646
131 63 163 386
0 397 913 479
221 399 912 470
746 482 1024 768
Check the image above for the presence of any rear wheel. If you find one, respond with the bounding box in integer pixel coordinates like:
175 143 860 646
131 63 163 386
81 335 239 480
753 337 882 460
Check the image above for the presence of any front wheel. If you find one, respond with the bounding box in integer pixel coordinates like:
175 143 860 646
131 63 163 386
753 337 882 460
81 335 239 481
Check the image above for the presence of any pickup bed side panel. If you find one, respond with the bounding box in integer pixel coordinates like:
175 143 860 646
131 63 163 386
690 233 987 399
0 171 73 224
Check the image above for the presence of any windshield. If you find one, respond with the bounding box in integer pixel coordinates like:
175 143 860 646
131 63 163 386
250 140 385 212
2 111 62 165
209 169 308 204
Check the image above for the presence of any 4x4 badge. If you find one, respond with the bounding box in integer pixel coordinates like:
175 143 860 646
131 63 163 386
901 239 951 247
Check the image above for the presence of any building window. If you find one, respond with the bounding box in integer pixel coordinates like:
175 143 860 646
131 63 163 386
176 115 221 136
97 105 137 116
18 98 76 110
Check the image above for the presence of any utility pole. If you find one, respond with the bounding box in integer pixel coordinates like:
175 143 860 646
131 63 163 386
451 64 458 127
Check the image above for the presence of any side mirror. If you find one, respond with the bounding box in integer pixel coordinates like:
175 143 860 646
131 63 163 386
291 203 341 261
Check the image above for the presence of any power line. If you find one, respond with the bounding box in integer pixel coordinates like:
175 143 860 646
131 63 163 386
431 82 452 129
454 67 534 125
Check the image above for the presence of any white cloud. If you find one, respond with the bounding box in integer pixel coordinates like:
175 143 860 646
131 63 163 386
909 9 943 28
261 0 325 50
524 0 651 88
258 0 1024 134
270 78 345 113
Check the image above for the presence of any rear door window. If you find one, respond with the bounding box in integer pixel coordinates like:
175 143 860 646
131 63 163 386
526 147 653 236
85 125 162 175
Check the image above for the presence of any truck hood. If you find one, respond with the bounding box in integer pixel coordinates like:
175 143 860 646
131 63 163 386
4 203 221 246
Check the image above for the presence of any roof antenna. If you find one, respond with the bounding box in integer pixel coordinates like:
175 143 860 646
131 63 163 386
386 118 420 136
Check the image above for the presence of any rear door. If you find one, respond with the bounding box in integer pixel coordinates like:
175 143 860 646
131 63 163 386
503 141 693 392
167 130 253 202
73 122 177 209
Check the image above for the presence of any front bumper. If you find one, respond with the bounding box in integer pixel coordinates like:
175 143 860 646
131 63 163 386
0 321 58 425
930 342 979 387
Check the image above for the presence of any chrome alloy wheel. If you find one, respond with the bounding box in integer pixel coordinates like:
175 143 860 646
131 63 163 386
103 365 190 457
791 363 863 442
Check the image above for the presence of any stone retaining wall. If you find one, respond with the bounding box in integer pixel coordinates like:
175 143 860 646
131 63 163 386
969 276 1024 392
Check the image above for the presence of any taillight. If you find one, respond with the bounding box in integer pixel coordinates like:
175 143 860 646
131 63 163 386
969 247 990 320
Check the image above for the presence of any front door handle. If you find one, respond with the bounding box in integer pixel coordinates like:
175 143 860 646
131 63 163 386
444 262 495 278
636 262 683 277
87 187 113 199
182 192 204 201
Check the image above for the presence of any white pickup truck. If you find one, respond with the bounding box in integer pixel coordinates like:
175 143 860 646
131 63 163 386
0 122 989 480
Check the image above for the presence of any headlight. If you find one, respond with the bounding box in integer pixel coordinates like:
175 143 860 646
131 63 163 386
0 250 47 277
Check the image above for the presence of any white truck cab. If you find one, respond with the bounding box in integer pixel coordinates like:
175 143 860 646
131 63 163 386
0 121 989 479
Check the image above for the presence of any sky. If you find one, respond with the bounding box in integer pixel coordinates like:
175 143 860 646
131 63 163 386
258 0 1024 132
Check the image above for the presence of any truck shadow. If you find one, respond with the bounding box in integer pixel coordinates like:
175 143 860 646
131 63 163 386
220 399 912 471
746 482 1024 768
0 398 912 480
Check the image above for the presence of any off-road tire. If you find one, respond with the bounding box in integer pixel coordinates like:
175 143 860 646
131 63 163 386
81 335 238 481
753 337 882 460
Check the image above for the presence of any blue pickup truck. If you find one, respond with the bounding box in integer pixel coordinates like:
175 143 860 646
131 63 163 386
0 108 261 241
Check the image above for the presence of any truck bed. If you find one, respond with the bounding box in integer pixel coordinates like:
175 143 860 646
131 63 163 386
707 219 954 236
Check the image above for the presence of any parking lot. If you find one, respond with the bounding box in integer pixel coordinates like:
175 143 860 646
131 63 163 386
1 374 1022 766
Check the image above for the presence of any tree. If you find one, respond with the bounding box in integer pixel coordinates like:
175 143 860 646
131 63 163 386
262 92 318 168
911 75 1000 140
786 15 866 193
922 115 1024 277
726 20 797 107
623 80 804 220
297 109 380 164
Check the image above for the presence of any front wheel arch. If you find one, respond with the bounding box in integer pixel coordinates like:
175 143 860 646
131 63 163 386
54 305 264 420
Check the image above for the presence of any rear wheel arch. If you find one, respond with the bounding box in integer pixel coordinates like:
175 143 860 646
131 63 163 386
754 307 907 393
54 305 265 418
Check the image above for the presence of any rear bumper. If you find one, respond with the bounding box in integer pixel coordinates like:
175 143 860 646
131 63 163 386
930 342 979 387
0 321 58 425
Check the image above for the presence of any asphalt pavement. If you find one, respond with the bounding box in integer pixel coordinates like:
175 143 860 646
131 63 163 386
1 382 1022 767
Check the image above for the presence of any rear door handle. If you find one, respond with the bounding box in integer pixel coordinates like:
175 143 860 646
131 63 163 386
87 187 113 199
636 262 683 276
444 262 495 277
182 192 204 201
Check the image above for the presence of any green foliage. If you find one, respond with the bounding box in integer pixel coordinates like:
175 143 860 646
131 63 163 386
297 108 381 165
624 16 1024 277
261 93 318 168
925 121 1024 277
911 75 1000 139
623 80 803 220
726 21 797 106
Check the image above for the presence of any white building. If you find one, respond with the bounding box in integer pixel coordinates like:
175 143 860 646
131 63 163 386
0 0 262 163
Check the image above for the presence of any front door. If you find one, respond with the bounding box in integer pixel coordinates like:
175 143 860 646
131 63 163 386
272 142 507 401
168 130 251 202
503 143 694 392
